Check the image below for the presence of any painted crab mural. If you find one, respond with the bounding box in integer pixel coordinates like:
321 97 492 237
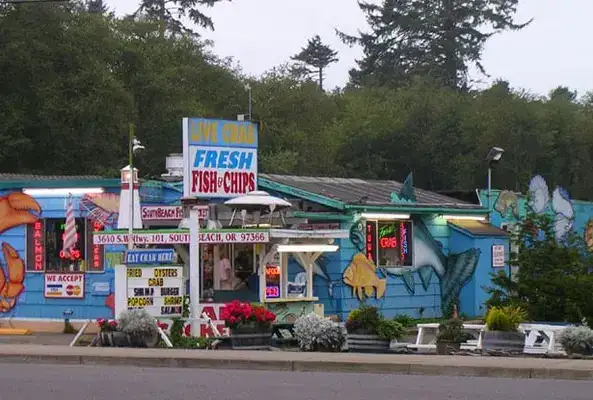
0 192 42 312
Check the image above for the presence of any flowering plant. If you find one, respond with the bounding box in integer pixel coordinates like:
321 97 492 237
96 318 118 333
220 300 276 330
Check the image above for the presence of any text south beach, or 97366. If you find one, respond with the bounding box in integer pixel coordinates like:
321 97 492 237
183 118 258 198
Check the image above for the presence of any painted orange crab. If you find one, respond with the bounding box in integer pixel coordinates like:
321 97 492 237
0 192 42 312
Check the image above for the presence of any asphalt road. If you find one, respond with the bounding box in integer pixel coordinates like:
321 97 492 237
0 362 591 400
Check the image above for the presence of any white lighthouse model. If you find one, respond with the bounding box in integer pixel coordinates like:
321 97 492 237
117 165 143 230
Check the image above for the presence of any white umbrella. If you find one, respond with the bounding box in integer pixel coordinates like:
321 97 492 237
224 191 291 227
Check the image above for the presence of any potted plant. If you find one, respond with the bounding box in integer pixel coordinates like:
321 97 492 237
436 318 466 355
118 309 160 348
294 312 346 352
482 306 526 355
346 306 403 353
221 300 276 350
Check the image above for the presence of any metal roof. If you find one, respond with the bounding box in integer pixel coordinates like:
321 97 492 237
259 174 484 212
0 174 120 189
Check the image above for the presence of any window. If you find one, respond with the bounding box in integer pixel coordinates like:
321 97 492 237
26 218 105 273
365 220 414 267
45 218 86 272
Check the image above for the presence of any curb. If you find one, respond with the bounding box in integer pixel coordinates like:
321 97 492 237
0 352 592 380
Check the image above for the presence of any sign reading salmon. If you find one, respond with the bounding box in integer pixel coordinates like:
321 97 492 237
182 118 258 198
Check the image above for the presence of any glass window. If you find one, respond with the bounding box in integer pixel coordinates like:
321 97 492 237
365 220 414 267
26 218 106 273
44 218 86 272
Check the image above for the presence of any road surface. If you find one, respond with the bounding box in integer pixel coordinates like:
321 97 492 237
0 362 590 399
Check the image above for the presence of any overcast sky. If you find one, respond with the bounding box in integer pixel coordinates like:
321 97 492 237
107 0 591 96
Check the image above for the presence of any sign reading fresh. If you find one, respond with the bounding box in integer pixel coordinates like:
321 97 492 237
93 229 270 245
183 118 258 198
44 273 85 299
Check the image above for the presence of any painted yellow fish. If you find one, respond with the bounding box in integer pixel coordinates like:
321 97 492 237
343 253 387 300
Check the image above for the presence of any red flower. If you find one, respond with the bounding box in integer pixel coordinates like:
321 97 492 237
109 321 117 327
157 322 169 330
184 324 191 337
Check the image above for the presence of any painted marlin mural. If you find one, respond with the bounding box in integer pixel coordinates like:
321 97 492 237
349 217 481 313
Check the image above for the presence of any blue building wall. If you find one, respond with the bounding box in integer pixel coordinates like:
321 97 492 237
453 227 508 317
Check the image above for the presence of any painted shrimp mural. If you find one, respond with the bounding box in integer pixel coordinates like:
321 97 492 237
347 216 481 314
0 192 42 312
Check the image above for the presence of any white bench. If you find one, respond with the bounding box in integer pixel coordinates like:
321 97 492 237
519 323 570 355
407 322 571 354
407 323 485 351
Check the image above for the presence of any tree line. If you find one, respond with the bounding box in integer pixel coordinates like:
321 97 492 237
1 1 592 200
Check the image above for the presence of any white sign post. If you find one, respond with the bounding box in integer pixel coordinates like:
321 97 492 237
189 206 201 337
492 245 506 267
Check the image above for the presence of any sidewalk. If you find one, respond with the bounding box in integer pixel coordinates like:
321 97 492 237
0 344 591 380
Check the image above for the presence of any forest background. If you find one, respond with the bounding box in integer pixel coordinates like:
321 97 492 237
0 0 590 199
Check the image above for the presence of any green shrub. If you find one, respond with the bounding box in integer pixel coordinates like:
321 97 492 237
393 314 415 328
377 319 405 341
485 306 526 332
345 305 381 333
436 319 467 343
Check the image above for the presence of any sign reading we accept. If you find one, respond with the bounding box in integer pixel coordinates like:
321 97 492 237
183 118 258 198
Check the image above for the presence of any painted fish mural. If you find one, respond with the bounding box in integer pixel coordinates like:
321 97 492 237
349 217 481 314
494 190 520 218
527 175 575 242
343 253 386 300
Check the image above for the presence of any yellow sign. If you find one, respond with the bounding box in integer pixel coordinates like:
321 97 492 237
163 296 183 305
148 278 164 287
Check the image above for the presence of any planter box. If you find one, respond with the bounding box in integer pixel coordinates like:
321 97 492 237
231 325 272 350
347 333 390 353
99 332 130 347
482 331 525 355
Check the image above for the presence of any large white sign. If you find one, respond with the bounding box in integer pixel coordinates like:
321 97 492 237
183 118 258 198
94 230 270 245
126 265 184 317
44 273 85 299
141 205 208 221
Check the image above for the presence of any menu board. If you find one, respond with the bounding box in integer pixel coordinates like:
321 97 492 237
126 265 184 317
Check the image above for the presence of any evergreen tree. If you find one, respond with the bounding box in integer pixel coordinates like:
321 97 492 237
87 0 107 14
290 35 338 90
338 0 531 89
134 0 230 38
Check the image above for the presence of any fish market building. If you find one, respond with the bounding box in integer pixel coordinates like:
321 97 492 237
0 168 510 331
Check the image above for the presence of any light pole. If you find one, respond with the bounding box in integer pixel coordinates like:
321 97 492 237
485 146 504 218
128 123 145 250
244 84 252 121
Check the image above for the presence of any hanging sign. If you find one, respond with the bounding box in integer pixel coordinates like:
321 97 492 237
141 206 209 221
124 249 176 265
44 273 85 299
126 265 185 317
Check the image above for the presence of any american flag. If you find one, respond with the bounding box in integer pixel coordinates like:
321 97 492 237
62 193 77 258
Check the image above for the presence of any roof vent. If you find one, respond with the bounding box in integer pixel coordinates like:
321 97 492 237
161 153 184 181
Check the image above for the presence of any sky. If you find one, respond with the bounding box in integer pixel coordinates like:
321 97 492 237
107 0 592 96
